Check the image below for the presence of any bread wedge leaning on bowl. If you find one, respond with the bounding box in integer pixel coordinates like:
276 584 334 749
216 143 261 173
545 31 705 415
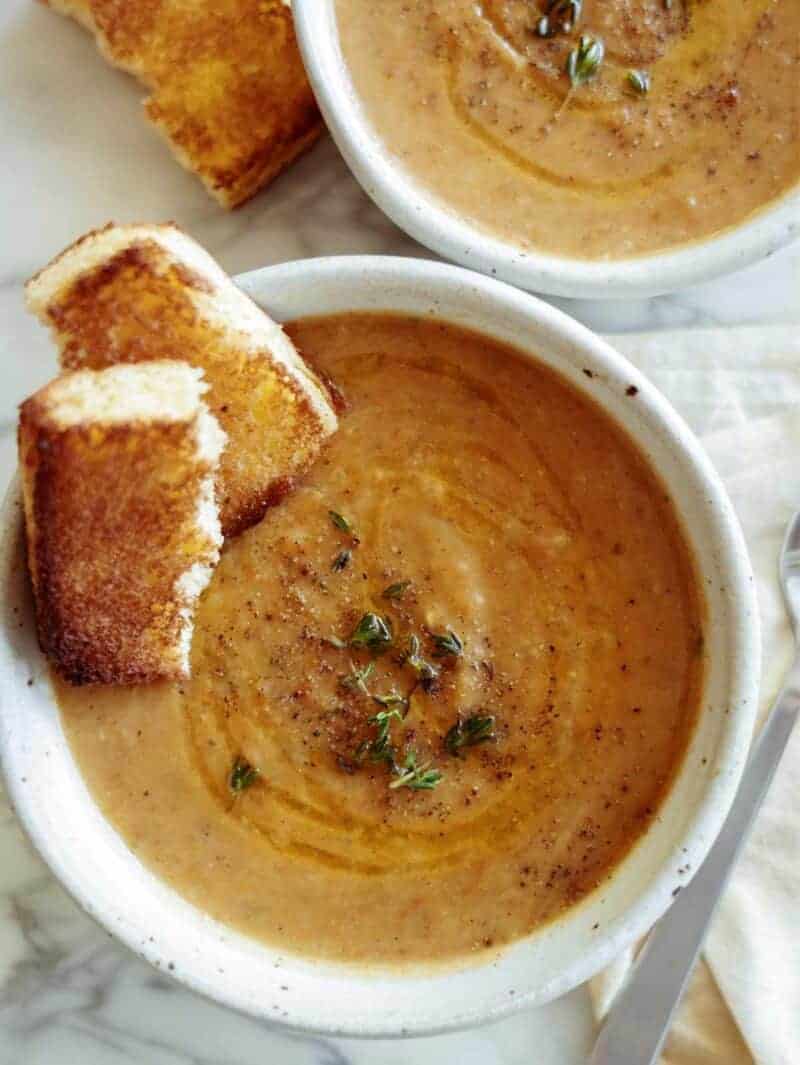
18 360 226 685
26 222 339 537
42 0 324 207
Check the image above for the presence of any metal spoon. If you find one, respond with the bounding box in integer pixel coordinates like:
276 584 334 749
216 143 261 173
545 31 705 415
590 509 800 1065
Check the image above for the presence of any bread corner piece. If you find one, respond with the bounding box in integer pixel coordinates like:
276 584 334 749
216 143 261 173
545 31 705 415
43 0 323 208
25 222 338 537
19 361 226 685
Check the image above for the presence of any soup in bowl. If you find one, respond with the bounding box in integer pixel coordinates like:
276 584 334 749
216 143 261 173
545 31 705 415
0 257 759 1034
293 0 800 297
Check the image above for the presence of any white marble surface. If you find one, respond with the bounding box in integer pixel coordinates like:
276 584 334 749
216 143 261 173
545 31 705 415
1 2 799 1063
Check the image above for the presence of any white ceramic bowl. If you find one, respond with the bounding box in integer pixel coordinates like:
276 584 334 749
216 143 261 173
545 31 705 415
293 0 800 300
0 257 759 1036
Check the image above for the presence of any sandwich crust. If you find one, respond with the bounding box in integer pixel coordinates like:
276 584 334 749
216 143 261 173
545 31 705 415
19 361 225 685
43 0 324 207
26 223 338 537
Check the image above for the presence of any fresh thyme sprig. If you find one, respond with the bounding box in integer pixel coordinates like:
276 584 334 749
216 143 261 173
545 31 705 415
229 755 260 793
355 712 444 790
355 708 404 766
389 750 443 791
382 580 411 601
626 69 651 95
349 612 394 653
432 630 464 658
403 634 440 691
566 34 604 88
444 714 497 756
340 660 375 696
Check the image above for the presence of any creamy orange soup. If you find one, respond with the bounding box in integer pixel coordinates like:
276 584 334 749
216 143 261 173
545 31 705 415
59 314 704 965
336 0 800 259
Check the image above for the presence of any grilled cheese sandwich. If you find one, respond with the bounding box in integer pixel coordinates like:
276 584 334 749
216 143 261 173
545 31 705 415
26 223 338 537
19 361 225 684
43 0 324 207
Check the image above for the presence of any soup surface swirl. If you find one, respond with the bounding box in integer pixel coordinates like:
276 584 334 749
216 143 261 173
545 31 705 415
335 0 800 259
59 314 704 964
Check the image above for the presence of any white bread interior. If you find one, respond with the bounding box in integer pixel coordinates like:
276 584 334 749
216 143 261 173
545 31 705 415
19 360 226 683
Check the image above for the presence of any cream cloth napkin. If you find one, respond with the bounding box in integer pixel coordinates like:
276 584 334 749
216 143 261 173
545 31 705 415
590 326 800 1065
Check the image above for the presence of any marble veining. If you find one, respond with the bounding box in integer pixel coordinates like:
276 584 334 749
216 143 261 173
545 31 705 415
1 0 799 1062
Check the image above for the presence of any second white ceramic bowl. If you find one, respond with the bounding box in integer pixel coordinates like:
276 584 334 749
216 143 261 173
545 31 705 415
0 257 759 1036
293 0 800 300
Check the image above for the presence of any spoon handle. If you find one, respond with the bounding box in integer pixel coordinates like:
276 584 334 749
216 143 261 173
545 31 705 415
589 670 800 1065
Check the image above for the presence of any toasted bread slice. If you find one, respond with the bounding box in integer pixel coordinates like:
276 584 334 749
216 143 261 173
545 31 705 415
19 361 226 685
43 0 323 207
26 223 338 537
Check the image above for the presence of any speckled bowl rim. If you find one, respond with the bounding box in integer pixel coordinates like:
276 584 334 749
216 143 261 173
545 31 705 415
0 256 760 1037
293 0 800 299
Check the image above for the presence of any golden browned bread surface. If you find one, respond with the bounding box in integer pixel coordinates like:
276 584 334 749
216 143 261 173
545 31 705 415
25 223 339 537
44 0 323 207
19 361 226 685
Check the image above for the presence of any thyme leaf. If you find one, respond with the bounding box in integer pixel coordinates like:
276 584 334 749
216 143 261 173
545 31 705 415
626 69 651 95
329 510 355 536
349 613 393 653
340 660 375 695
382 580 411 601
534 0 582 37
404 634 440 691
389 750 443 791
444 714 496 756
332 549 352 573
229 755 259 792
547 0 581 32
432 630 464 658
566 35 604 88
372 689 410 714
369 708 404 730
534 14 553 37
